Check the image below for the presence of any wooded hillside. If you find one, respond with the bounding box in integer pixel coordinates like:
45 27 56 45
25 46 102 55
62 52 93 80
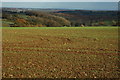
2 8 119 27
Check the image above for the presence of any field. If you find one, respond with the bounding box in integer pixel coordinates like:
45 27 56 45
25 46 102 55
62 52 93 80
2 27 120 78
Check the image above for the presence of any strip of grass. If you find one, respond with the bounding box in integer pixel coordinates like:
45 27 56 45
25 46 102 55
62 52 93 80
2 26 118 29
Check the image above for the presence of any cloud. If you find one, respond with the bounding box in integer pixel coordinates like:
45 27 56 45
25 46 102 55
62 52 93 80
1 0 119 2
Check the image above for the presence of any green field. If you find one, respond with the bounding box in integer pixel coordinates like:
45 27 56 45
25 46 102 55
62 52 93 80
2 27 120 78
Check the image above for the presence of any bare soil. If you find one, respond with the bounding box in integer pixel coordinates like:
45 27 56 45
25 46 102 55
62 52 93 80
2 28 120 78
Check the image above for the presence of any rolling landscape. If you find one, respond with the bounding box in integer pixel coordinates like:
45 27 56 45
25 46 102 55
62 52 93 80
1 2 120 78
2 7 119 27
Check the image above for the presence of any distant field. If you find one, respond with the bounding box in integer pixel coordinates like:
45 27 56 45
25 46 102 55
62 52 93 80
2 27 119 78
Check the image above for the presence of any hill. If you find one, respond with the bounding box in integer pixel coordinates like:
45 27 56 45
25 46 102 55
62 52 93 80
2 8 71 27
53 10 118 26
2 8 119 27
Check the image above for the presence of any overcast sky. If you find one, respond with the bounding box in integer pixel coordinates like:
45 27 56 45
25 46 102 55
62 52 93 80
1 0 120 2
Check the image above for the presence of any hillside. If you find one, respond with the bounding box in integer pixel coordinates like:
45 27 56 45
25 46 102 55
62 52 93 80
53 10 118 26
2 8 71 27
2 8 119 27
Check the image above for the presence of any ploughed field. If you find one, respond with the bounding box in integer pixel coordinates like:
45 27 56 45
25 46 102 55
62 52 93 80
2 27 120 78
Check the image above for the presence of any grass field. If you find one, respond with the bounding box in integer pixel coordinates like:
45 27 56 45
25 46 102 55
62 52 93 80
2 27 120 78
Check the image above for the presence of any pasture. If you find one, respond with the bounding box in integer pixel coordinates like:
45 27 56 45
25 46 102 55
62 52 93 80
2 27 119 78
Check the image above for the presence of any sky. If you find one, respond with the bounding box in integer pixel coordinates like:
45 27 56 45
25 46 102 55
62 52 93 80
1 0 120 2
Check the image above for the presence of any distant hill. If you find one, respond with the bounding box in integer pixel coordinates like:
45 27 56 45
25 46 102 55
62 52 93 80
53 10 118 26
2 8 119 27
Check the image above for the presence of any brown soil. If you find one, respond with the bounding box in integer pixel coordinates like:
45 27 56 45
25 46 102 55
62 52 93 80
2 28 120 78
